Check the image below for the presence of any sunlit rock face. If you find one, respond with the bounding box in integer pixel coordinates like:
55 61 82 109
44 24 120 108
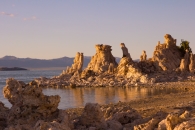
189 53 195 73
117 45 148 83
152 34 182 71
81 44 118 78
117 57 133 76
180 49 190 72
62 52 84 75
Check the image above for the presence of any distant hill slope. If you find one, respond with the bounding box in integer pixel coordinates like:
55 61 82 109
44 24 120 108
0 56 123 69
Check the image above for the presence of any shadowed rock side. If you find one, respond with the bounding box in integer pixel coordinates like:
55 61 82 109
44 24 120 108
2 79 195 129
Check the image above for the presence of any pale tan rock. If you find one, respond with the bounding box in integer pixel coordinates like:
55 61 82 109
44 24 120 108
3 78 60 128
189 53 195 73
164 34 177 48
117 57 133 76
120 43 132 60
179 59 186 72
174 119 195 130
180 50 190 72
140 50 147 61
157 111 190 130
82 44 117 76
153 34 181 71
126 65 148 83
63 52 84 75
108 63 115 74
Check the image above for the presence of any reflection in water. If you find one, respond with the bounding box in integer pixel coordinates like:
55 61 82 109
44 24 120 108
43 87 179 109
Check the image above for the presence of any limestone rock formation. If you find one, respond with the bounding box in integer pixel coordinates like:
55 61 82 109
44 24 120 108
152 34 182 71
120 43 132 60
117 44 148 83
164 34 177 48
81 44 117 78
63 52 84 75
3 78 62 129
117 57 133 76
30 34 194 88
189 53 195 73
180 49 190 72
140 50 147 61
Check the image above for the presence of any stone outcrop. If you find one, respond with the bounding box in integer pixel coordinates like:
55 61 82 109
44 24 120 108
140 50 147 61
189 53 195 73
180 49 190 72
32 34 195 88
2 78 71 129
164 34 177 48
120 43 132 60
62 52 84 75
117 57 133 76
117 44 148 83
152 34 182 71
81 44 118 78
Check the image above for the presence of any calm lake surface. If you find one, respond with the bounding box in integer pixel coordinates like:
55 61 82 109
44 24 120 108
0 70 180 109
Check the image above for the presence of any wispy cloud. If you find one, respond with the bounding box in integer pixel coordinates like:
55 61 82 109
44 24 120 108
0 12 15 17
23 16 38 21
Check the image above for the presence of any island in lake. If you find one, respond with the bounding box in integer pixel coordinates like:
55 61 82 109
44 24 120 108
0 67 28 71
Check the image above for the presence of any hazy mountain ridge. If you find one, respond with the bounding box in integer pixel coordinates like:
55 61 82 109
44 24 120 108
0 56 123 69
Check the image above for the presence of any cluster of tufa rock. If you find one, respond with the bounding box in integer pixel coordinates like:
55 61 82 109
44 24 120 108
32 34 195 88
2 79 195 129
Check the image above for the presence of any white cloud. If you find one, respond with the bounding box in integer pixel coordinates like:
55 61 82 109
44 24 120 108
23 16 38 21
0 11 15 17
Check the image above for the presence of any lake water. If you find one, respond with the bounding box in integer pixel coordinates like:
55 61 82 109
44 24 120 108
0 70 180 109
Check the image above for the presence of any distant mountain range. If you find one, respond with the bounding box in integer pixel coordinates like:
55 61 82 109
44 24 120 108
0 56 122 69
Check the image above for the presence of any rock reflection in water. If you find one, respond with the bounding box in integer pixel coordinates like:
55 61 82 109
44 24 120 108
43 87 179 110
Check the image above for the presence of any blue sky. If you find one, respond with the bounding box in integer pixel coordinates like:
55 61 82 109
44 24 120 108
0 1 195 59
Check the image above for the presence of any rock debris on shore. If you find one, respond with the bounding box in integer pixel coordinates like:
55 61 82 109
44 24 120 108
1 78 195 129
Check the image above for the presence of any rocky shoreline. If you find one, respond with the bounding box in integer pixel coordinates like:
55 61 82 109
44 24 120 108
1 79 195 129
